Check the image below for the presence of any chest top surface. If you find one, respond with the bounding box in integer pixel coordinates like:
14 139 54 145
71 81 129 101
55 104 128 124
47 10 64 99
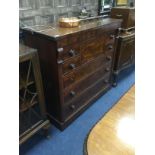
22 18 122 40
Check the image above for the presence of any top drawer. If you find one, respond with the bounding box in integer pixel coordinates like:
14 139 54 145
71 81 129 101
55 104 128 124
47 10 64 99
80 37 105 64
57 44 80 61
57 32 80 47
80 28 97 42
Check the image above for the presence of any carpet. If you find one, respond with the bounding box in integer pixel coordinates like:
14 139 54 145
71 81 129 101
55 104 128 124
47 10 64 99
20 67 135 155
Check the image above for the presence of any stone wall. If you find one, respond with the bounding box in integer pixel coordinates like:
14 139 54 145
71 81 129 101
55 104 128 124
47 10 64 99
19 0 99 26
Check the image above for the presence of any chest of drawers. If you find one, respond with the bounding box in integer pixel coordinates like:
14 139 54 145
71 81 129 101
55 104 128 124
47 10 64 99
22 18 122 130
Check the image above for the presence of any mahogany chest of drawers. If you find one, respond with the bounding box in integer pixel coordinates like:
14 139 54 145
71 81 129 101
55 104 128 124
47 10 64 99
22 18 122 130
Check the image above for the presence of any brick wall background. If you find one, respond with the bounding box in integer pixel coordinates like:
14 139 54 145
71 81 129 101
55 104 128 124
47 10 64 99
19 0 134 26
19 0 99 26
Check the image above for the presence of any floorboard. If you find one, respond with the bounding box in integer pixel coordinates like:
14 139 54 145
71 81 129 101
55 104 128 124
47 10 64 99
87 86 135 155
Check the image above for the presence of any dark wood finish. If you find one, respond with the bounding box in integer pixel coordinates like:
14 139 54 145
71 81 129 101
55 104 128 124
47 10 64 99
22 18 122 130
81 38 104 63
63 54 111 89
63 69 111 104
63 73 111 119
19 44 50 145
114 32 135 74
62 56 81 75
110 7 135 85
57 44 80 61
110 7 135 29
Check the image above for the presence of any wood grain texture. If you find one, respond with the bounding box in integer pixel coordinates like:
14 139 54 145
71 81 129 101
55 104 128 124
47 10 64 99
86 85 135 155
22 18 122 130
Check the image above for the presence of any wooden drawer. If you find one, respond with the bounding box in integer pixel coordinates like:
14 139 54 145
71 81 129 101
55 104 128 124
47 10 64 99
81 38 104 63
63 54 111 88
62 73 111 120
80 29 97 41
62 56 81 75
96 23 120 37
57 44 80 61
57 33 80 47
63 66 111 103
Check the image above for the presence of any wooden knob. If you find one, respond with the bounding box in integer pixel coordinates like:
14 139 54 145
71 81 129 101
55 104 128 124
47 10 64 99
105 67 110 72
69 49 76 56
70 104 75 110
110 35 115 39
108 45 113 50
69 64 76 69
57 59 64 64
70 91 76 97
57 48 64 53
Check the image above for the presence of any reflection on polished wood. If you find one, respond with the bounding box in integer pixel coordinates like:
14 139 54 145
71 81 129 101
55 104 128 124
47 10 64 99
87 86 135 155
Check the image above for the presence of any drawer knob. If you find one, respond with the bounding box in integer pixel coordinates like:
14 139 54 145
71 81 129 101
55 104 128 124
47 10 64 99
69 63 76 69
57 59 64 64
108 45 113 50
106 56 112 61
69 49 76 57
70 104 75 110
110 35 115 39
105 67 110 72
70 91 76 97
57 48 64 53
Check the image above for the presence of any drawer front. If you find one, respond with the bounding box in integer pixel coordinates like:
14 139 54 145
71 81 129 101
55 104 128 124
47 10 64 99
81 38 104 63
62 74 111 120
63 54 110 88
63 66 111 103
57 33 80 47
62 56 81 74
105 30 116 45
57 44 80 61
96 23 120 37
80 29 97 41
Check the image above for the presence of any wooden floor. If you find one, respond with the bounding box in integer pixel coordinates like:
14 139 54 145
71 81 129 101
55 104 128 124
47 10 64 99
86 86 135 155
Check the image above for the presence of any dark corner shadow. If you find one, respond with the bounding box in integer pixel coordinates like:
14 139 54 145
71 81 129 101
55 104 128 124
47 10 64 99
19 129 52 155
